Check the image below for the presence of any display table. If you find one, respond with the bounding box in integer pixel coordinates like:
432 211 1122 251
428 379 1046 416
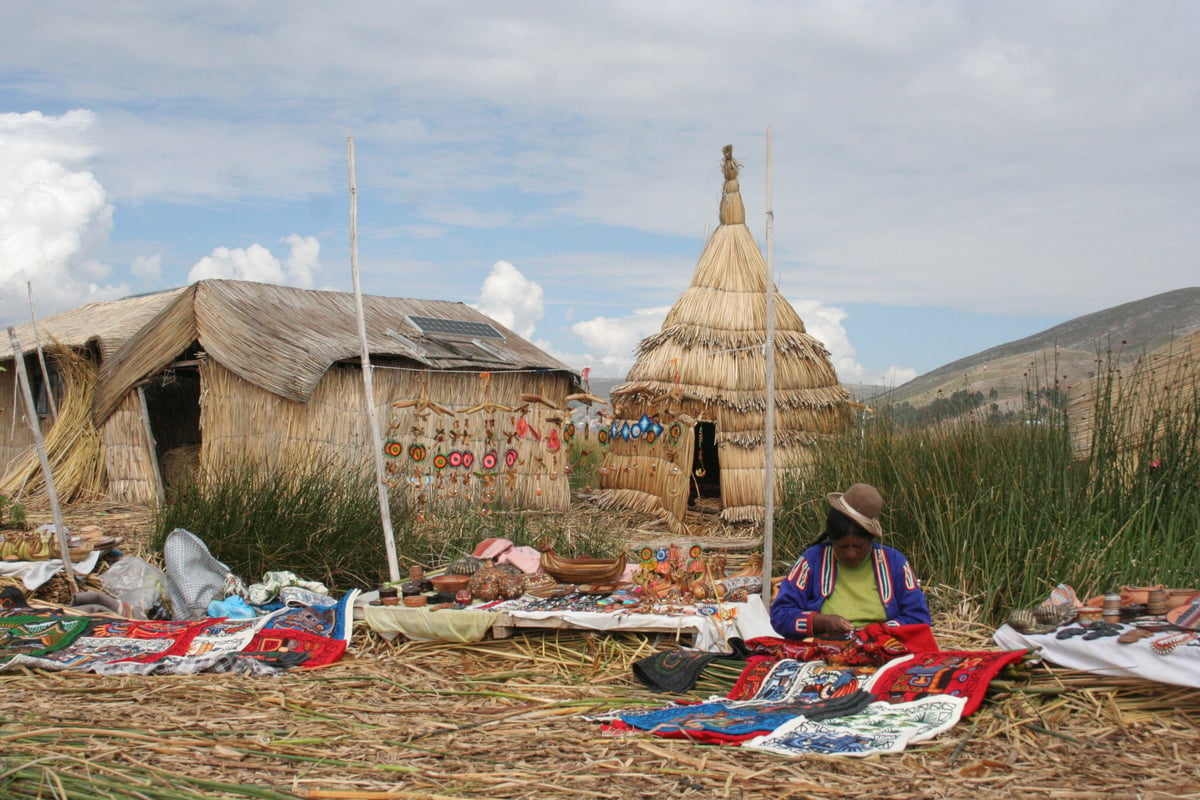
357 593 776 651
993 623 1200 689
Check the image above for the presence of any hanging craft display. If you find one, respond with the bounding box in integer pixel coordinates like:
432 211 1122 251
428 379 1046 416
668 422 683 445
645 429 657 444
620 422 631 441
432 453 449 470
504 448 519 468
448 451 464 468
481 451 499 471
546 429 562 453
408 443 427 462
563 422 575 441
384 441 404 458
597 428 610 445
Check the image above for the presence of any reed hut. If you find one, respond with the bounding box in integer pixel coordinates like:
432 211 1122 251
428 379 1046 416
596 146 853 529
0 279 579 513
1067 326 1200 465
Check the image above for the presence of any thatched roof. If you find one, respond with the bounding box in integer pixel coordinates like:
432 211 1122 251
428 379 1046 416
1067 325 1200 460
612 145 851 422
0 288 189 362
2 280 576 426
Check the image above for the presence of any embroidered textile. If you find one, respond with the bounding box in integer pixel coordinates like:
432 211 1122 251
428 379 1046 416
869 649 1026 716
744 695 967 757
0 614 91 665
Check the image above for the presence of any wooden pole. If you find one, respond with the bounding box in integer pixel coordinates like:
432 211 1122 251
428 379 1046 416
137 385 166 505
7 327 80 589
26 282 58 421
761 126 777 599
347 135 401 584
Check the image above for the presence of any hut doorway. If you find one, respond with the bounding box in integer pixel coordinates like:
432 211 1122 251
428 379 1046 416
142 367 202 494
690 421 721 501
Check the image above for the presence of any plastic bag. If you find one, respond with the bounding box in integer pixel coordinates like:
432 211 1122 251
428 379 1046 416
100 557 171 620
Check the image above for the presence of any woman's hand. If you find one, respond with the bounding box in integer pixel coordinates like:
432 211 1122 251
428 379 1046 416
812 613 853 635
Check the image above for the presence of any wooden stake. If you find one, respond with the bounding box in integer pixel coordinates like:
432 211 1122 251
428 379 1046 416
6 327 80 589
347 135 401 583
761 126 777 594
26 281 58 421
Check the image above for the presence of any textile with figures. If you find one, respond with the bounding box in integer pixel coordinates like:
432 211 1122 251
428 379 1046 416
744 695 967 757
869 649 1026 716
0 591 358 675
610 659 878 744
0 613 92 665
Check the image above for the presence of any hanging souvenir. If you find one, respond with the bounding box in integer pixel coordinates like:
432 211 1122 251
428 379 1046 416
408 443 427 462
668 422 683 445
649 420 664 438
461 451 475 469
504 448 519 468
638 413 653 432
432 453 449 470
546 428 562 453
630 422 643 438
384 440 404 458
620 422 631 441
563 422 575 441
645 430 657 444
481 451 499 470
597 428 610 445
448 451 464 468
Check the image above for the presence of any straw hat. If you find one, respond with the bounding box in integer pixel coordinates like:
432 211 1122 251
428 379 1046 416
826 483 884 538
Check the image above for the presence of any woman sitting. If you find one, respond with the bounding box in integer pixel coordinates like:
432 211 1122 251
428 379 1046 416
770 483 931 639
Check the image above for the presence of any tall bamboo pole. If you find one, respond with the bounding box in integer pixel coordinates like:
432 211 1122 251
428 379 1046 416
7 327 80 589
761 126 777 599
347 135 401 584
26 282 58 421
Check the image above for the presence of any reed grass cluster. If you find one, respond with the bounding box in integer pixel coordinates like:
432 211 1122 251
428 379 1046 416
151 454 624 591
775 367 1200 625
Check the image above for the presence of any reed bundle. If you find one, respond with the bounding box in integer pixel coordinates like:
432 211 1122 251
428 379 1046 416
0 345 106 504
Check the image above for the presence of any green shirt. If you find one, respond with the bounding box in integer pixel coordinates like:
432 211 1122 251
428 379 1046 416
821 558 886 627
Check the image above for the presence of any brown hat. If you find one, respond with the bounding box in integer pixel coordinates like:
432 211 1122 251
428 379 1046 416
826 483 884 538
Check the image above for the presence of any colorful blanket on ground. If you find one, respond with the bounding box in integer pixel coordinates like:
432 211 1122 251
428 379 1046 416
868 648 1026 717
743 695 967 757
0 614 92 665
0 590 357 675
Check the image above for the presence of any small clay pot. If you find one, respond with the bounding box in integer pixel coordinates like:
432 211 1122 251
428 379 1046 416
379 586 399 600
431 573 471 594
402 595 427 608
1077 606 1103 622
455 588 473 605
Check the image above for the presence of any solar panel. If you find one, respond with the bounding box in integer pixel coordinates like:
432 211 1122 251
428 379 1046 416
407 315 504 340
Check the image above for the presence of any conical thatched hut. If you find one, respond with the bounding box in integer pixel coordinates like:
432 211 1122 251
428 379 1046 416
596 146 853 529
0 280 579 512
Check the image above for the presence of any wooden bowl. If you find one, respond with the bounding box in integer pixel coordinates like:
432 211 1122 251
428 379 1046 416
402 595 427 608
431 573 471 593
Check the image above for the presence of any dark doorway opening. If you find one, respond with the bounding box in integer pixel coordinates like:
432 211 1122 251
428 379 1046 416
690 421 721 502
142 367 202 495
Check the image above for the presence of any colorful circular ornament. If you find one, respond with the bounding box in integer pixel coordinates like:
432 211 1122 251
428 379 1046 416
563 422 575 441
504 448 519 468
546 429 561 452
461 451 475 469
408 443 427 462
645 430 657 444
384 440 404 458
689 544 702 559
597 429 610 445
432 453 449 470
481 451 499 470
448 451 464 468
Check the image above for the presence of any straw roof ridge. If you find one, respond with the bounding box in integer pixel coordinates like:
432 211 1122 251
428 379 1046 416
91 279 577 425
635 327 832 358
613 380 849 410
0 287 188 361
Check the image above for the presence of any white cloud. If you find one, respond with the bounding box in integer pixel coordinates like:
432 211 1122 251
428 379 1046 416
571 306 670 377
790 299 917 387
187 235 320 287
131 254 162 280
474 260 544 339
0 110 128 322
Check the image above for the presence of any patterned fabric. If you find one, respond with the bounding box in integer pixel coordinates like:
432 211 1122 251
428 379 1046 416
745 622 938 668
744 695 967 757
869 649 1026 716
0 591 357 674
770 542 930 639
0 614 91 665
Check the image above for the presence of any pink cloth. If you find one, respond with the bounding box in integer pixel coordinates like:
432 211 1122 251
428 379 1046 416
472 537 513 560
497 546 542 574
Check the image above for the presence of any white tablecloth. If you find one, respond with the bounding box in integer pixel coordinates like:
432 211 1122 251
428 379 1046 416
993 623 1200 689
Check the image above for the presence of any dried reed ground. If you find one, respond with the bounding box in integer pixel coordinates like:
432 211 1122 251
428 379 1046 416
3 505 1200 799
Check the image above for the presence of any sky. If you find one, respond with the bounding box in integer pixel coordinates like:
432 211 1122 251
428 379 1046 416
1 2 1197 386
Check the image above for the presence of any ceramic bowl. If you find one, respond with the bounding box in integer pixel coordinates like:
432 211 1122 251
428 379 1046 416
431 573 471 593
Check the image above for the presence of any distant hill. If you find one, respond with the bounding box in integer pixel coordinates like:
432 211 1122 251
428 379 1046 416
878 287 1200 412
